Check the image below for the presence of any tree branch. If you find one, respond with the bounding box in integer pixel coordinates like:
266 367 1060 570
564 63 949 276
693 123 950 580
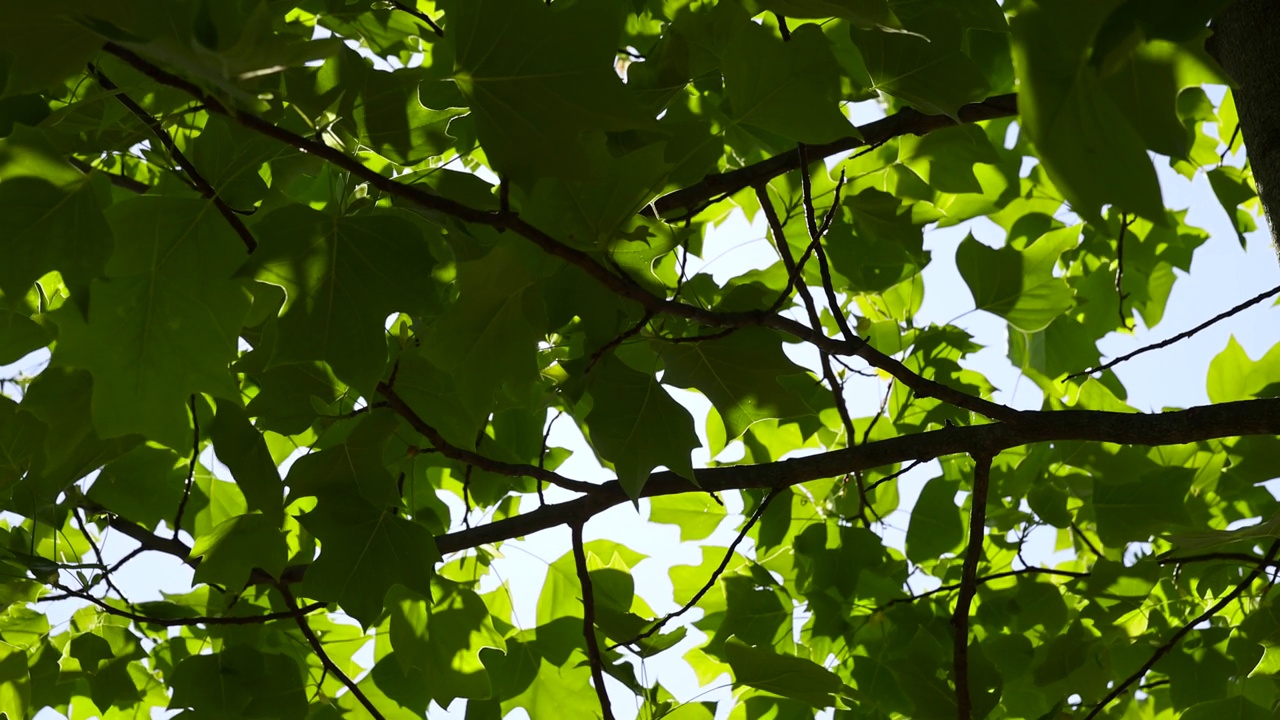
571 522 616 720
433 397 1280 555
45 580 325 627
87 64 257 252
173 394 199 539
1068 281 1280 379
646 94 1019 222
873 567 1089 612
384 0 444 37
1084 540 1280 719
100 41 1020 425
952 454 992 720
609 486 783 651
377 383 599 495
67 157 150 193
277 584 385 720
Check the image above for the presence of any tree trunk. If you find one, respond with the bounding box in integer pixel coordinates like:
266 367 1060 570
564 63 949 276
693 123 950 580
1211 0 1280 258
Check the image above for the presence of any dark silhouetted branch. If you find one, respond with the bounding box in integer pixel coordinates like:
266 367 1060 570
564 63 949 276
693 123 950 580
277 584 385 720
645 94 1019 222
572 522 616 720
87 64 257 252
953 455 992 720
378 383 599 495
1069 281 1280 379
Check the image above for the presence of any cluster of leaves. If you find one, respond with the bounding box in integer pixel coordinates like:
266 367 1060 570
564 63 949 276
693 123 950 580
0 0 1278 719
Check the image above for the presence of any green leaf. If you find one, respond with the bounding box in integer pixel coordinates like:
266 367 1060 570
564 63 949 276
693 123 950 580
1207 166 1259 247
1207 336 1280 403
956 226 1078 333
1011 0 1165 222
649 494 727 542
191 513 287 588
905 476 964 563
420 239 552 417
659 328 826 441
1181 697 1273 720
850 0 1003 116
722 22 853 144
0 309 50 365
0 176 112 315
584 355 699 498
754 0 897 27
208 399 283 522
387 585 506 705
169 645 307 719
445 0 653 181
53 197 250 449
246 204 439 393
299 494 440 627
284 410 403 508
1093 467 1194 547
724 637 845 708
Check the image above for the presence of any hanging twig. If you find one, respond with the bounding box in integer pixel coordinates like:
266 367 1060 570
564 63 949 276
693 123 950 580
172 395 200 539
952 454 993 720
1115 213 1133 329
571 522 616 720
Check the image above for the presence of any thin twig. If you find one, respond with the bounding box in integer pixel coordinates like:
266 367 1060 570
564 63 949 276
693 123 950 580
72 509 129 603
537 411 564 506
953 454 993 720
460 426 486 529
866 458 926 493
1084 540 1280 719
1068 281 1280 379
585 310 656 373
1157 551 1280 567
87 64 257 252
378 383 598 494
384 0 444 37
758 175 868 521
1220 124 1241 163
775 13 791 40
173 395 199 539
874 566 1089 612
46 581 323 626
1115 214 1132 329
610 487 784 650
67 157 150 193
277 584 385 720
645 94 1019 222
571 522 616 720
1069 521 1104 558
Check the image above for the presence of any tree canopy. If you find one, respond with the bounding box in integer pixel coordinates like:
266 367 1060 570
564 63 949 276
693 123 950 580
1 0 1279 719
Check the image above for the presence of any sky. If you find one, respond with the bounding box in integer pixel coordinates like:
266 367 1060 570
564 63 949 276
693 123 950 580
6 47 1280 720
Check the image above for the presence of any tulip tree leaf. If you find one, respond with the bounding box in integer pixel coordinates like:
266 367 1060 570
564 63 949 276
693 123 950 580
585 355 700 498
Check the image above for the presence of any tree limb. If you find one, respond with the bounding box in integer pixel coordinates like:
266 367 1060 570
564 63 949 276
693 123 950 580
952 454 992 720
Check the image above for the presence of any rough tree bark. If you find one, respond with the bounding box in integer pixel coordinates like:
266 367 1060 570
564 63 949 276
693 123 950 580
1212 0 1280 257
